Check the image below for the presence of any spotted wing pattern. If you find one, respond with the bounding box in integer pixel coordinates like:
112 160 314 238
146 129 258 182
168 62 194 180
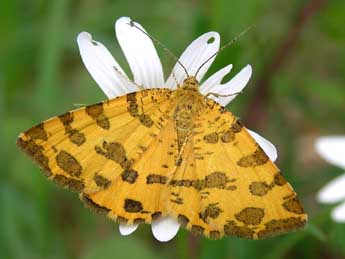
17 89 181 224
165 100 307 239
18 88 307 239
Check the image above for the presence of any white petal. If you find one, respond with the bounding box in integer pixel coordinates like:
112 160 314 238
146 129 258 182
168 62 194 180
317 173 345 204
247 129 278 162
115 17 164 88
315 136 345 169
332 201 345 223
151 216 180 242
119 224 139 236
199 64 233 95
165 32 220 89
207 65 252 106
77 32 137 99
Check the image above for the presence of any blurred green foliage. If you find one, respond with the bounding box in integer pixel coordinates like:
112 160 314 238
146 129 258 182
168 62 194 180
1 0 345 258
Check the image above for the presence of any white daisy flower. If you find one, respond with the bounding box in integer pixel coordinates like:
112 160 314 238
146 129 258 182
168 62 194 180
77 16 278 242
316 136 345 223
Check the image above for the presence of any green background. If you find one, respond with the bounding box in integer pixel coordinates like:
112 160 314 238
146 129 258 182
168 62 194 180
1 0 345 258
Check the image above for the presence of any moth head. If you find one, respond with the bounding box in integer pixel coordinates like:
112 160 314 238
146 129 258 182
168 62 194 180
182 76 199 91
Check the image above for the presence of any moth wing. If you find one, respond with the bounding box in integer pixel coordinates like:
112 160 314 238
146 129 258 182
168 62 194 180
166 101 307 239
83 117 180 224
18 89 179 224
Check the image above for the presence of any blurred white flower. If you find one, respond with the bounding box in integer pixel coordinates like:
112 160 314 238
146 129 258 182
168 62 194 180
77 16 278 242
316 136 345 223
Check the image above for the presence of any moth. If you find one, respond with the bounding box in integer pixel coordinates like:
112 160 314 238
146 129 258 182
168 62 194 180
17 76 307 239
17 26 307 240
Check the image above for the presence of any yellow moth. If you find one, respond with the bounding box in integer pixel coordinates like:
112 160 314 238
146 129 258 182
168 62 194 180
17 21 307 240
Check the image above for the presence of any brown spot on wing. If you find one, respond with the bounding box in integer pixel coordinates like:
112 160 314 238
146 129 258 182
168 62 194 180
274 172 287 186
116 216 129 224
126 92 155 128
81 195 110 215
218 106 227 113
59 112 86 146
175 157 183 166
220 130 235 143
134 218 145 224
58 112 86 146
126 92 137 102
68 130 86 146
124 199 143 213
170 172 236 191
93 173 111 189
53 174 84 192
219 120 243 143
249 173 288 196
151 212 162 220
257 217 306 239
127 92 139 116
204 172 235 189
282 197 305 214
95 141 131 169
191 225 204 236
231 120 243 133
139 114 154 127
17 138 52 177
235 207 265 225
249 182 272 196
178 214 189 226
224 220 254 239
56 150 82 177
121 169 138 184
237 146 269 167
146 174 168 184
86 103 110 130
26 123 48 141
199 203 223 223
170 197 184 205
59 112 74 125
203 132 219 143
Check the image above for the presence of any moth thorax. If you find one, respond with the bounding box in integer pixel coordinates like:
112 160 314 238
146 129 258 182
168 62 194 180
178 110 192 119
174 105 194 132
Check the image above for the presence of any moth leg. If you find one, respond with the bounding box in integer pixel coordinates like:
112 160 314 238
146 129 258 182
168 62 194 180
205 91 243 99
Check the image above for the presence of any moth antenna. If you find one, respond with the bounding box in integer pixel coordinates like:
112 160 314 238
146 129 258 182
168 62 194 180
194 25 255 79
128 20 189 78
